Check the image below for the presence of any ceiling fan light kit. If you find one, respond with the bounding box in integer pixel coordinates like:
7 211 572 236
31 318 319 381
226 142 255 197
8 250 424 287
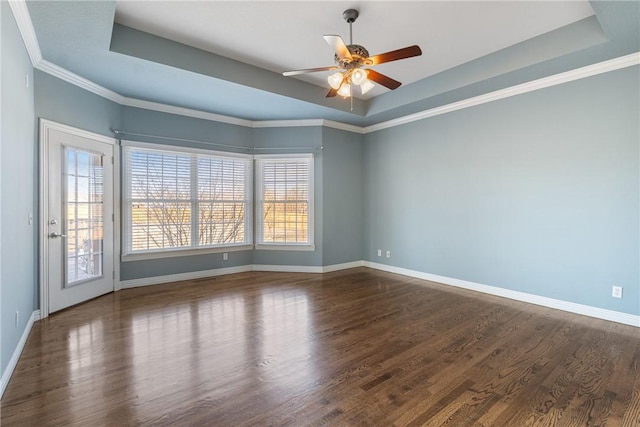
283 8 423 105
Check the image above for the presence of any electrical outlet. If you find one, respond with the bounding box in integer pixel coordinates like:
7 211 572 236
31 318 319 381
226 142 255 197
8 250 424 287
223 252 228 261
386 250 391 258
377 249 382 257
612 286 623 298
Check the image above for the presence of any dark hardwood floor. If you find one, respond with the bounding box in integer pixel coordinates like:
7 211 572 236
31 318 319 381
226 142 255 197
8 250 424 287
1 268 639 426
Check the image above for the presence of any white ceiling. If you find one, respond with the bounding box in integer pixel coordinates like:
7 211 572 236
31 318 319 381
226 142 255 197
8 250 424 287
114 1 595 99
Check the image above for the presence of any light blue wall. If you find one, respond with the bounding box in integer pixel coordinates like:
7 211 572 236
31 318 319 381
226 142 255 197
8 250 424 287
121 106 253 152
322 127 363 266
252 126 324 267
363 66 640 315
1 1 37 375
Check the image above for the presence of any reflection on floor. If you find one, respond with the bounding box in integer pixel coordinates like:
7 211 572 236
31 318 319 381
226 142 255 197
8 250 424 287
2 268 639 426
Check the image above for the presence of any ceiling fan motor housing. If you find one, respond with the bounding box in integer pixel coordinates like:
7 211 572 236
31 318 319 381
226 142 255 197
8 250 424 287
334 45 372 68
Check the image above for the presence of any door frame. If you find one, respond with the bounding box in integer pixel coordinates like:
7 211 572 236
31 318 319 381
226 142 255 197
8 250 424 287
39 119 121 318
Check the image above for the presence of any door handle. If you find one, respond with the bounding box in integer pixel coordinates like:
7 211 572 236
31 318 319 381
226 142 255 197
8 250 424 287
49 232 67 239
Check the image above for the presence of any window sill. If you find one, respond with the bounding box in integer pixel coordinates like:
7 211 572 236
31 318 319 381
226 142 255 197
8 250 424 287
122 244 253 262
254 244 315 252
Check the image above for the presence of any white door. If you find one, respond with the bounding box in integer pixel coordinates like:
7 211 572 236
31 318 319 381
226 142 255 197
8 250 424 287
43 123 115 313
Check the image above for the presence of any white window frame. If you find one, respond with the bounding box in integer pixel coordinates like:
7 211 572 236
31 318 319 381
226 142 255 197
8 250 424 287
121 140 253 261
255 153 315 251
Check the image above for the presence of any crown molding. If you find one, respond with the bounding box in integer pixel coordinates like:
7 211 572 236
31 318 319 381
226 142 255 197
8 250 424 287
364 52 640 133
322 120 366 134
252 119 324 129
36 59 125 103
250 119 365 134
121 97 254 128
31 51 639 135
9 2 639 135
7 0 42 65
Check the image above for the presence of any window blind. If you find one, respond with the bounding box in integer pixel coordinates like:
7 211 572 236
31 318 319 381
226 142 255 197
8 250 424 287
123 142 252 256
255 154 314 248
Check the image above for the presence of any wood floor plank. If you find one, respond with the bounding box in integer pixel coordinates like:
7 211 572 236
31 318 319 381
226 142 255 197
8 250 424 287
1 268 639 426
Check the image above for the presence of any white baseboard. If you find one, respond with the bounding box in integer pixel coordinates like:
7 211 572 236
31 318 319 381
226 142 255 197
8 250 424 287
253 261 364 274
364 261 640 328
120 260 638 327
322 260 365 273
252 264 324 273
120 265 253 288
120 261 365 289
1 310 41 399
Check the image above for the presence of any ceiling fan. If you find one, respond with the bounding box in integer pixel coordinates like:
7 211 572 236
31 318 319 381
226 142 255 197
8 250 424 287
283 9 422 101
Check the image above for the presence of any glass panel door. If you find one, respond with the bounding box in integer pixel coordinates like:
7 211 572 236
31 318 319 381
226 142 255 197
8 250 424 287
46 123 114 314
65 147 105 286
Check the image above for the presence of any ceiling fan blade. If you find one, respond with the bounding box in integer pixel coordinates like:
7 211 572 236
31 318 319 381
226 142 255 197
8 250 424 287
366 69 402 90
283 66 338 76
368 45 422 66
323 35 353 61
326 88 338 98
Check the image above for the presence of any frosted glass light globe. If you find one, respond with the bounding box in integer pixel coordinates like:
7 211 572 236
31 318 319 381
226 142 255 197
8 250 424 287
327 73 344 90
351 68 367 86
360 80 375 95
337 84 351 97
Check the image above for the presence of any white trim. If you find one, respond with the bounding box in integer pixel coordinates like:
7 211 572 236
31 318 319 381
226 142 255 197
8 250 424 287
322 260 365 273
37 60 124 103
39 120 119 318
322 120 366 134
121 97 253 128
364 52 640 133
120 265 253 288
252 264 324 273
40 119 117 145
364 262 640 328
1 310 40 398
253 153 314 160
7 0 42 65
113 144 122 291
254 244 316 252
38 121 50 318
251 119 364 134
253 119 324 129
